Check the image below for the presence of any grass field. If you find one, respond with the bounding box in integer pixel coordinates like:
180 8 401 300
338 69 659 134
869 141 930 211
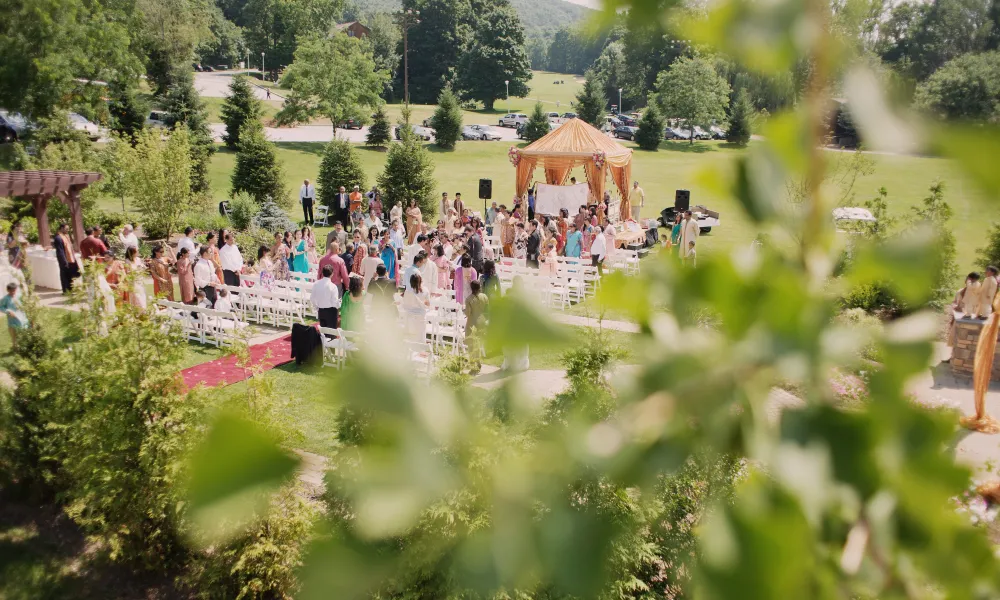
194 140 993 273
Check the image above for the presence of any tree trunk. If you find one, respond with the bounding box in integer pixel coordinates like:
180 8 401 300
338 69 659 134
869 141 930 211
690 124 694 144
485 98 495 111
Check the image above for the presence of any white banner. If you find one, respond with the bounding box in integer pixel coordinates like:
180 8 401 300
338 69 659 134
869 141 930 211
535 182 589 216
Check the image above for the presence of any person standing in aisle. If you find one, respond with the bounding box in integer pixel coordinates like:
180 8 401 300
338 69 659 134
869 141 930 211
300 179 316 225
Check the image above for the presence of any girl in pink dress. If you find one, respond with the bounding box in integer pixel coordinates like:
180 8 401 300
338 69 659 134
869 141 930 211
433 245 451 291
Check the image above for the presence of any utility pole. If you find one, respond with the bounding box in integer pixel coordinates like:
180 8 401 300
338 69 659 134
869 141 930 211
396 9 420 105
261 52 266 81
505 80 509 113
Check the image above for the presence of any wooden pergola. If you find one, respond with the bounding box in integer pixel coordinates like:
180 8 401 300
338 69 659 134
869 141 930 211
0 170 102 251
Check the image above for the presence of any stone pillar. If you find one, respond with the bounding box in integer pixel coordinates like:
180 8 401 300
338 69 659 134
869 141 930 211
952 317 1000 380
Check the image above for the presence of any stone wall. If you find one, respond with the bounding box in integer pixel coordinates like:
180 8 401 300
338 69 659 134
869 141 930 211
952 317 1000 379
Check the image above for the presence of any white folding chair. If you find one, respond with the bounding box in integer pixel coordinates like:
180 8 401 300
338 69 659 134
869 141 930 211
314 204 330 226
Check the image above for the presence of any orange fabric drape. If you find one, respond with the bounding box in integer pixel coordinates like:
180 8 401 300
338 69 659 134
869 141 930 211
584 161 604 205
515 158 537 198
544 166 571 186
610 162 632 221
962 299 1000 433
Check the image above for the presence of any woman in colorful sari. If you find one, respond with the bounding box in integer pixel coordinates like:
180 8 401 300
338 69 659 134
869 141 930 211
271 232 290 281
150 244 174 300
351 242 368 276
378 229 397 283
405 199 422 243
670 213 683 255
290 229 309 274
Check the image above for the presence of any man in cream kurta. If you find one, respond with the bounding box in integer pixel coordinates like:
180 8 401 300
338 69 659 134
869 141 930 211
631 181 645 221
681 211 699 261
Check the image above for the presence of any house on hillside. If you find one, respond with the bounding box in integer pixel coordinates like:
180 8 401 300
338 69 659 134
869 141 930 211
334 21 370 39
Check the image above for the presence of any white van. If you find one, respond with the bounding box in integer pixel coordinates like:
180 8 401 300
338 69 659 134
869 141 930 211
498 113 528 127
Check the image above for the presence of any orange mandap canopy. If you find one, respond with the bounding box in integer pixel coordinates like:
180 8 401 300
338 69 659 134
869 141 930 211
511 118 633 220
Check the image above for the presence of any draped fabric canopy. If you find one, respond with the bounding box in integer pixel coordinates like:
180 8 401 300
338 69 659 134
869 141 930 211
512 119 633 220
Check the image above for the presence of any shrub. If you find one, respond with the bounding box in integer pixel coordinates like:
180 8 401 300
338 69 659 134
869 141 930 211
181 483 321 600
635 103 665 150
253 201 296 234
221 74 263 150
84 208 128 237
377 133 437 216
833 308 885 363
975 222 1000 272
234 226 276 262
366 104 392 148
318 139 367 210
430 86 463 149
228 191 261 231
522 102 551 143
184 212 231 235
841 281 903 317
231 120 289 207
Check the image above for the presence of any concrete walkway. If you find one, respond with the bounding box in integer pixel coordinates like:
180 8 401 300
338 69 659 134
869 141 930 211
552 313 640 333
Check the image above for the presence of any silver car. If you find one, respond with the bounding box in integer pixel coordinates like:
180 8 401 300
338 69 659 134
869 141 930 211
462 124 502 141
69 112 101 140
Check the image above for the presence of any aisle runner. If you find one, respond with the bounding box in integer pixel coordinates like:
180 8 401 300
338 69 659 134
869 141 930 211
180 335 292 390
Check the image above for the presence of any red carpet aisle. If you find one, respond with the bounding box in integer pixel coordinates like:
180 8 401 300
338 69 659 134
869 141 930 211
180 335 292 390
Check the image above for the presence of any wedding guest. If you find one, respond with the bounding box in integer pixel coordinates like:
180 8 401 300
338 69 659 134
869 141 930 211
219 233 244 287
194 246 220 305
53 223 80 293
80 226 108 260
177 226 200 257
340 275 364 331
150 244 174 300
118 224 139 250
0 282 27 346
176 247 195 303
311 264 341 329
271 232 290 281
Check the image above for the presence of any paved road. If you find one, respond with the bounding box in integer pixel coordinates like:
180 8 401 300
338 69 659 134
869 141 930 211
195 70 273 100
209 122 522 144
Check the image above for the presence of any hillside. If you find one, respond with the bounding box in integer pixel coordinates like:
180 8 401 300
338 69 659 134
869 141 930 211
345 0 593 39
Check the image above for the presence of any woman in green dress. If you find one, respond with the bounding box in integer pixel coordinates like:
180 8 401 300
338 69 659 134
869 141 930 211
670 213 683 255
290 229 310 274
339 275 364 331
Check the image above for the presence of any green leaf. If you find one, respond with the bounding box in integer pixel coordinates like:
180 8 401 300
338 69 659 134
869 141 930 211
485 292 571 355
932 124 1000 200
184 413 300 543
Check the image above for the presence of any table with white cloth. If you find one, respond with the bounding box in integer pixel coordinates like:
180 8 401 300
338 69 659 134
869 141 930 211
26 246 69 290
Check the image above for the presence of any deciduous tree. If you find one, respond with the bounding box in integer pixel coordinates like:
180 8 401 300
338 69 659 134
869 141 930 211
456 0 531 110
130 126 199 241
654 56 731 143
277 34 388 133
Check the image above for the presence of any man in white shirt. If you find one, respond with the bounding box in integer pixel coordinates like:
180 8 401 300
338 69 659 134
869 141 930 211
486 202 498 226
631 181 645 221
177 226 199 257
406 234 426 267
403 252 426 294
218 233 244 287
363 208 383 234
193 247 220 304
119 224 139 251
299 179 316 226
311 264 342 329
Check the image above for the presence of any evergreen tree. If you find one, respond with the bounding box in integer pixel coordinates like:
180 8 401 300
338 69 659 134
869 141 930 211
377 133 436 216
430 86 463 149
635 104 665 151
727 87 753 146
221 74 263 150
456 0 531 110
161 69 215 192
575 72 607 127
366 104 392 148
107 83 148 143
253 200 297 233
523 102 551 142
231 120 289 206
318 139 367 210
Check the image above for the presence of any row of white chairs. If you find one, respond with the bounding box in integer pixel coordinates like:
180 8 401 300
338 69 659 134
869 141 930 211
317 326 437 375
157 300 249 347
234 275 316 325
496 261 600 308
604 248 641 276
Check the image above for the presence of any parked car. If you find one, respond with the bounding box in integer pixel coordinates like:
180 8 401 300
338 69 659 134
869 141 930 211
691 126 712 140
617 115 638 127
602 115 622 132
338 118 363 130
561 112 577 120
665 127 691 140
193 63 203 72
709 125 727 140
462 124 502 140
0 110 30 143
498 113 528 127
145 111 172 129
613 125 639 141
545 112 560 121
69 112 101 140
202 65 215 72
395 124 434 141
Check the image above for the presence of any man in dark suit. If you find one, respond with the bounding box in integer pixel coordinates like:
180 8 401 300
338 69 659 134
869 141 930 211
465 225 484 273
53 223 80 293
332 186 350 230
525 220 541 268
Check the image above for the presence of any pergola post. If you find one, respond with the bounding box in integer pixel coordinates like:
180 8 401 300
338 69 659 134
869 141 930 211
31 195 52 250
63 186 86 252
